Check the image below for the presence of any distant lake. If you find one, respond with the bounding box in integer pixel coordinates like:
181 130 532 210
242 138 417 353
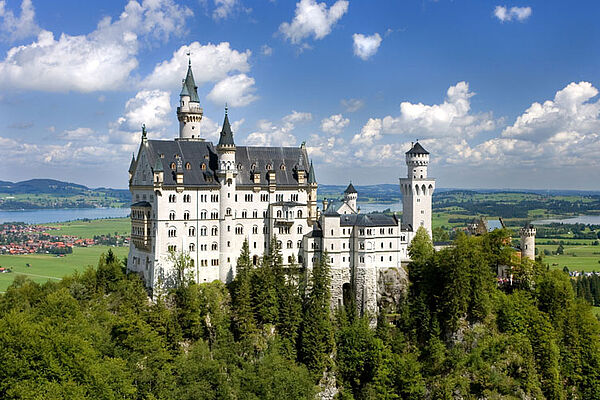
358 202 402 213
533 215 600 225
0 208 130 224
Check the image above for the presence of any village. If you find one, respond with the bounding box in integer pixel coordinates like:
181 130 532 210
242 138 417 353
0 222 129 256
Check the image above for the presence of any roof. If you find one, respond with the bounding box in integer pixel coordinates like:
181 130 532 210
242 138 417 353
131 201 151 207
406 142 429 155
308 161 316 184
217 111 235 147
180 62 199 103
344 183 357 194
128 154 136 173
339 213 399 227
153 158 164 173
143 140 311 188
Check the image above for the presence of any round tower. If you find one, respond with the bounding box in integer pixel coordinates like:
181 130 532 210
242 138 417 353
343 182 358 212
399 142 435 237
520 224 536 260
216 108 237 282
177 59 204 140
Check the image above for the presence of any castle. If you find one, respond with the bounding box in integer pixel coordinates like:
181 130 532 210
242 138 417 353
126 61 435 313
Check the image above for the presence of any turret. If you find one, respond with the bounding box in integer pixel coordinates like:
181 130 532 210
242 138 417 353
177 58 204 140
128 153 136 182
399 141 435 237
216 108 237 282
520 224 536 260
152 158 164 186
343 183 358 212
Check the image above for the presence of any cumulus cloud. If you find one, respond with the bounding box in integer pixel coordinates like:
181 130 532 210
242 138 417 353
279 0 349 45
381 81 497 138
199 115 245 142
341 98 364 112
60 127 95 141
207 74 258 107
352 33 382 60
261 44 273 56
0 0 39 42
245 111 312 146
351 118 383 145
0 0 192 92
494 6 532 22
321 114 349 135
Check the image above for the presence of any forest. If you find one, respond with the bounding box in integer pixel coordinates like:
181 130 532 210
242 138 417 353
1 229 600 399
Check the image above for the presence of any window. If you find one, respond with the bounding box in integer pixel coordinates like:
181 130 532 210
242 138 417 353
183 211 190 220
185 162 191 170
188 227 195 237
359 242 365 250
200 226 207 236
235 225 243 235
297 240 302 248
211 210 218 219
389 256 392 261
331 243 334 250
168 245 177 252
183 194 191 203
211 226 218 235
280 163 286 170
241 210 248 218
253 210 258 218
277 210 282 218
245 194 253 202
380 228 385 235
226 208 232 216
212 243 218 251
297 210 303 218
261 193 268 202
200 210 207 219
201 163 206 171
169 211 175 220
381 243 384 249
276 194 283 202
189 243 195 252
381 256 384 262
291 194 298 202
389 242 392 249
297 226 303 234
360 256 364 263
169 194 176 203
168 228 177 237
287 240 293 249
170 162 176 170
252 225 258 234
211 194 218 202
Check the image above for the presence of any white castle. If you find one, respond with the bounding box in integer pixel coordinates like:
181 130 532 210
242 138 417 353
127 62 435 313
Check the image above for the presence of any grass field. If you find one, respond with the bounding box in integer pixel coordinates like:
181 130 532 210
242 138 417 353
47 218 130 238
539 244 600 272
0 246 128 292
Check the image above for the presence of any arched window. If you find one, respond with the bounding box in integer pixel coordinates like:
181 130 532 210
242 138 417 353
170 162 176 170
280 163 286 170
287 240 293 249
168 227 176 237
226 208 232 216
297 240 302 248
235 225 243 235
188 227 195 237
200 210 207 219
200 226 207 236
252 225 258 234
183 211 190 220
266 163 272 170
297 210 303 218
277 210 282 218
169 211 175 220
211 226 218 235
241 210 248 218
253 255 259 265
297 226 303 234
169 194 176 203
212 242 218 251
189 243 195 252
251 163 257 170
185 162 191 170
201 163 206 171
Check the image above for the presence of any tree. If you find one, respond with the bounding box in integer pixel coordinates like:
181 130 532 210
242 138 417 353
231 240 257 344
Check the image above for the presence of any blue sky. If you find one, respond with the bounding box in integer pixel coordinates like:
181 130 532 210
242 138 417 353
0 0 599 190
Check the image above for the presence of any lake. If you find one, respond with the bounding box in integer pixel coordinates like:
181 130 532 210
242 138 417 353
0 208 130 224
357 202 402 213
533 215 600 225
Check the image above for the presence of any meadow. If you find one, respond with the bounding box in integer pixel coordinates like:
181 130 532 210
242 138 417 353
47 217 130 238
538 243 600 272
0 245 128 292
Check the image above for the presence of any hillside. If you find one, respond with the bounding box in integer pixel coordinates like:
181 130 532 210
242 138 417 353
0 179 130 210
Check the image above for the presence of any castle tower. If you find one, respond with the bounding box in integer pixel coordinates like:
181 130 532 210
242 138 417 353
307 160 318 222
520 224 536 260
216 108 237 282
177 59 204 140
343 183 358 212
399 142 435 236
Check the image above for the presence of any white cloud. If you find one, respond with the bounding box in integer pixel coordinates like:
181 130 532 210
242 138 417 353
207 74 258 107
494 5 532 22
60 127 95 141
245 111 312 146
199 115 245 142
142 41 251 89
261 44 273 56
321 114 349 135
279 0 349 45
351 118 382 145
213 0 237 19
0 0 39 42
0 0 192 92
352 33 382 60
381 81 497 138
341 98 364 112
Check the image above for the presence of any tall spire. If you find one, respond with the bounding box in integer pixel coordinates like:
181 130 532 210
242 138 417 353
180 58 199 103
128 153 136 173
308 160 316 184
217 107 235 148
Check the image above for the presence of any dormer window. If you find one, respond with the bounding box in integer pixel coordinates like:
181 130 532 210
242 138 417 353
237 163 243 170
185 162 191 170
266 163 272 170
170 162 176 170
201 163 206 171
251 163 256 170
280 163 286 171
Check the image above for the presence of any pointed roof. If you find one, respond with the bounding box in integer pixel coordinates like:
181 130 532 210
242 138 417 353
308 161 316 184
180 61 199 103
128 154 136 173
153 158 163 173
344 182 357 194
217 109 235 147
406 141 429 155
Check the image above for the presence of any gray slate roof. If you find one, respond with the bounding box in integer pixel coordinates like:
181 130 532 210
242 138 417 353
344 183 357 194
308 161 316 184
217 112 235 147
180 62 200 103
339 213 399 227
406 142 429 155
145 140 310 188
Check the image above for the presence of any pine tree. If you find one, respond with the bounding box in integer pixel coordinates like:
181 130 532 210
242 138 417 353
231 240 257 342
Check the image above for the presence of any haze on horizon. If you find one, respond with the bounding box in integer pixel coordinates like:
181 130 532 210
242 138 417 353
0 0 598 190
